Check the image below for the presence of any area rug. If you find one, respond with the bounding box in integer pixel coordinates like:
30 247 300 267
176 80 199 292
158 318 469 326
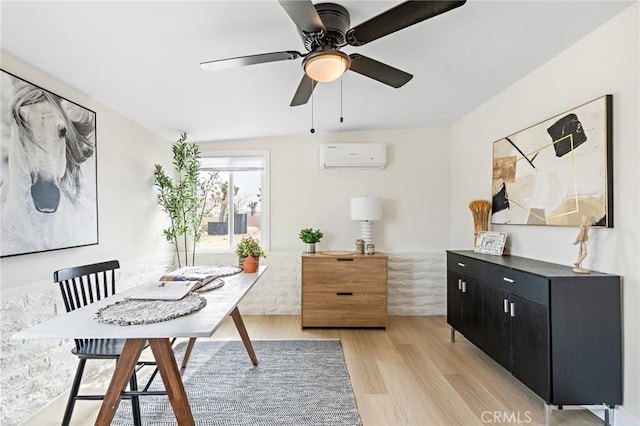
112 340 362 425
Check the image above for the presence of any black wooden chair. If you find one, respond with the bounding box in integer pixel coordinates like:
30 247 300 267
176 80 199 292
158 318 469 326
54 260 165 426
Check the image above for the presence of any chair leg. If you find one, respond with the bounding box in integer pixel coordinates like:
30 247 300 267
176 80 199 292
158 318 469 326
142 366 160 392
143 337 177 391
129 372 142 426
62 358 87 426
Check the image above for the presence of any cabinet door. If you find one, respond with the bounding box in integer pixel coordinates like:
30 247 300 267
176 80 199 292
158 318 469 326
483 285 510 369
446 271 463 331
447 271 483 346
461 276 483 347
510 294 550 401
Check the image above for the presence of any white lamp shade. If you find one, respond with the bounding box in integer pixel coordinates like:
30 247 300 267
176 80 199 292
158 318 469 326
350 197 382 221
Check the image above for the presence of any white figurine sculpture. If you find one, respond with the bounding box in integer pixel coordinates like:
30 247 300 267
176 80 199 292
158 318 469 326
573 215 591 274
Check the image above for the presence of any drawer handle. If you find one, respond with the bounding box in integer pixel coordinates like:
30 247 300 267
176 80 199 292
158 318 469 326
461 281 467 293
337 258 354 262
503 277 515 284
503 299 509 313
510 302 516 317
458 278 462 290
457 262 466 267
336 292 353 296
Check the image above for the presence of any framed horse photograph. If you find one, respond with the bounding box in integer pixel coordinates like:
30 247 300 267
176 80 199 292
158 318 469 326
1 70 98 257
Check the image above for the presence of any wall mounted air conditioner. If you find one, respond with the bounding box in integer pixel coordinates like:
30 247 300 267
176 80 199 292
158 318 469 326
319 143 387 169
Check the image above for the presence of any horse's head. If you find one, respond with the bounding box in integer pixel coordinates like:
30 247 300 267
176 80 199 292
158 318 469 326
9 83 95 214
10 84 68 213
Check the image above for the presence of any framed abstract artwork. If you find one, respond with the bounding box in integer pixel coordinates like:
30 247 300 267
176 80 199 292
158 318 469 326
1 69 98 257
491 95 613 227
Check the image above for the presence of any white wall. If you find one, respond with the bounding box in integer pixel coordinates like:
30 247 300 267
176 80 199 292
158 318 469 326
195 129 453 320
0 52 174 424
199 127 451 254
449 4 639 423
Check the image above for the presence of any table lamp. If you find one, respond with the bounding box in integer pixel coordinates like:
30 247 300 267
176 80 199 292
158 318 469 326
350 196 382 245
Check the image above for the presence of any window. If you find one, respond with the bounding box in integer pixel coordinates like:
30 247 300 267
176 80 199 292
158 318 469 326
197 151 269 251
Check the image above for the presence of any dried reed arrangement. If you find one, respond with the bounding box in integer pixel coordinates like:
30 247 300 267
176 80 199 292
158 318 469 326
469 199 492 245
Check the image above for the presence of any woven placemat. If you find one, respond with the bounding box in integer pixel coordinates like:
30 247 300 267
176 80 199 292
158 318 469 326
196 278 225 293
166 265 241 278
94 294 207 326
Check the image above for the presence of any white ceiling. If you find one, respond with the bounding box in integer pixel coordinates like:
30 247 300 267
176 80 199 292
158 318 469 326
1 1 634 143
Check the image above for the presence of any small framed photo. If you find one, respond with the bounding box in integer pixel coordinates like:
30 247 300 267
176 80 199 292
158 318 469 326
474 231 508 256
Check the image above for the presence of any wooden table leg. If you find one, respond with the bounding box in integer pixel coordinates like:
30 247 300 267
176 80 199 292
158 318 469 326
230 306 258 366
95 338 145 426
180 338 197 370
182 306 258 370
149 338 195 425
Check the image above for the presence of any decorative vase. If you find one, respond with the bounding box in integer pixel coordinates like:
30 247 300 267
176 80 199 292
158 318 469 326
469 199 491 245
305 243 316 253
243 254 258 273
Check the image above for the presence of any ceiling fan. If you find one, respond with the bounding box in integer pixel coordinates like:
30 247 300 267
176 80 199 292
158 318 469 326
200 0 466 106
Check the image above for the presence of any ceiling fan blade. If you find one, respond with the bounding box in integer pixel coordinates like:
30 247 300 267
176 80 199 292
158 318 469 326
278 0 325 35
200 51 303 71
290 74 318 107
346 0 466 46
348 54 413 88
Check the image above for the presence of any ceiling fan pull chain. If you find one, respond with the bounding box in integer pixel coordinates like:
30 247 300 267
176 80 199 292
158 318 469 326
340 75 344 123
310 93 315 134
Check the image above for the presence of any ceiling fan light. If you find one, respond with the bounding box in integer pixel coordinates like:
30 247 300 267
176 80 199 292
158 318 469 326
304 51 350 83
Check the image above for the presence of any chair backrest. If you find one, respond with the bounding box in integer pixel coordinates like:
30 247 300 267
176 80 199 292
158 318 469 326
53 260 120 312
54 260 121 312
54 260 120 351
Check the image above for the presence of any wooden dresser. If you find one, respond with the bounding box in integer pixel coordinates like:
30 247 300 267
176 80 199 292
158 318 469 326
301 252 388 328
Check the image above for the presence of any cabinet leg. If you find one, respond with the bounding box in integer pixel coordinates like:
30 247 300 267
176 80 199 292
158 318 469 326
544 403 554 426
450 327 456 342
604 405 614 426
544 403 614 426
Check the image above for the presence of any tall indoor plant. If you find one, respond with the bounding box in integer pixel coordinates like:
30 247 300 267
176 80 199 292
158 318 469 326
153 132 214 267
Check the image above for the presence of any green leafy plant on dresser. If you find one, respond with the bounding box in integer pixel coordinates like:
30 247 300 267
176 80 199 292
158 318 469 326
299 228 324 253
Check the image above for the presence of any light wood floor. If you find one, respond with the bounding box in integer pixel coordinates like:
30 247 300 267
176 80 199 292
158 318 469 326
23 315 603 425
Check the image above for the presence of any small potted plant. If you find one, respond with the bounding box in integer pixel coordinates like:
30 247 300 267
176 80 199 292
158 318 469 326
299 228 324 253
235 236 267 270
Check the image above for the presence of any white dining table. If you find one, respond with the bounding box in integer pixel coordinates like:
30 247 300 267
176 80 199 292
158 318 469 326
13 266 267 425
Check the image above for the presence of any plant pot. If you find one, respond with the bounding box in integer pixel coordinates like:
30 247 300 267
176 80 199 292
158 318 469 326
243 254 258 273
305 243 316 253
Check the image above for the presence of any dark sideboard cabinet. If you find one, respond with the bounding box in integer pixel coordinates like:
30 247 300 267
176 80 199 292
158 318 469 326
446 250 622 421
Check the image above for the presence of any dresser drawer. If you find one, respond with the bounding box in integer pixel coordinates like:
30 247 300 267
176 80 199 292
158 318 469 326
446 253 482 278
302 257 387 293
302 291 387 327
485 266 549 306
